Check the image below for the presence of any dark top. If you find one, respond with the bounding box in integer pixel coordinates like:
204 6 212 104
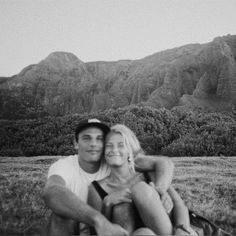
92 172 151 200
90 172 152 234
92 180 108 200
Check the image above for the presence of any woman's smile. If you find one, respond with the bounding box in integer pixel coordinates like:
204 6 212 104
106 153 122 158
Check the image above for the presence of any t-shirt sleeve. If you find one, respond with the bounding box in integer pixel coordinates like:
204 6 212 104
47 159 71 186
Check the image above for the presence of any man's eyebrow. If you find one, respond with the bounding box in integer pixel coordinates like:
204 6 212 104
81 134 103 137
81 134 91 138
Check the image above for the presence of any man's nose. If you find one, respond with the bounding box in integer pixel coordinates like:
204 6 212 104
90 139 98 146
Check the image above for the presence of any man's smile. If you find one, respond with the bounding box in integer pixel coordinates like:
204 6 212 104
87 150 100 154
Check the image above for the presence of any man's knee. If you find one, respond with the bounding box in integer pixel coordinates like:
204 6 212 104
47 212 79 236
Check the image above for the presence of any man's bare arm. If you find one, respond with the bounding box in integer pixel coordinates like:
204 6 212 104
42 175 128 235
134 154 174 192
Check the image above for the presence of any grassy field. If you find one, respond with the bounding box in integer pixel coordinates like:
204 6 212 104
0 156 235 235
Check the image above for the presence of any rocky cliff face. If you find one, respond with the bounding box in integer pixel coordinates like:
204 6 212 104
0 35 236 119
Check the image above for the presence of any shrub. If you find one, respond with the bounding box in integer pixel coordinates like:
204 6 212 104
0 106 235 157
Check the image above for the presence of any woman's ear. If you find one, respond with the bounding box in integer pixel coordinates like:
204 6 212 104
127 156 131 163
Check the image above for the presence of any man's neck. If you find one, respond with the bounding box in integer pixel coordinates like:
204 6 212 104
78 157 100 174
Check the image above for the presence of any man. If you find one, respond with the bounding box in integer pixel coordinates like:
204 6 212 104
43 118 174 235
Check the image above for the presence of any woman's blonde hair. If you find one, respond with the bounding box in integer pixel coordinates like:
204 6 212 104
106 124 143 171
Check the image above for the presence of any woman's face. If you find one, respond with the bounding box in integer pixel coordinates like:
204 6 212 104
105 133 129 167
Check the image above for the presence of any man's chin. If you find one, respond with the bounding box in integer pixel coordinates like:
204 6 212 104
87 154 102 162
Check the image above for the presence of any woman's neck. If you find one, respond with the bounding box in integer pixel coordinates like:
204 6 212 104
109 165 134 184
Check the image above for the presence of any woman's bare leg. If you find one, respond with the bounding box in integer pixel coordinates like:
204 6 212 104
131 181 173 235
132 227 155 235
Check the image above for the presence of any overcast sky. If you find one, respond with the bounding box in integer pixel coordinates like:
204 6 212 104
0 0 236 76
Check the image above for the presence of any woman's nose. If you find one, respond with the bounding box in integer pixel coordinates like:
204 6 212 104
111 145 119 152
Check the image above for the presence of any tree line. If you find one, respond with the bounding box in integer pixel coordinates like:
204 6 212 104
0 105 235 157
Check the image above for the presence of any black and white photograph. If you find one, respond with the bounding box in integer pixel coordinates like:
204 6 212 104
0 0 235 235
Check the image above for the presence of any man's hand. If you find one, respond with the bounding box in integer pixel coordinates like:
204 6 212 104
134 153 174 192
160 191 173 214
95 216 129 236
149 182 173 214
103 188 132 207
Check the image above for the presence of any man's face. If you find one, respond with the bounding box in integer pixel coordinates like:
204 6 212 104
75 127 104 163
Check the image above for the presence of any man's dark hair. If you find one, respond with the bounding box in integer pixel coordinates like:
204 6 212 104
74 118 110 142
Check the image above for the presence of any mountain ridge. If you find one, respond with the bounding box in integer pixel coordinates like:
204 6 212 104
0 34 236 119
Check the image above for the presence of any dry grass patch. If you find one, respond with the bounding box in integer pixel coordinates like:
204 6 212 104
0 156 235 235
172 156 236 234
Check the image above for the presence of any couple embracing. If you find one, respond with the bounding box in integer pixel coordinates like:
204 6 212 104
43 118 197 235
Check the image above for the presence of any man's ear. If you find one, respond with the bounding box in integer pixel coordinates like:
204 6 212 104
74 139 79 150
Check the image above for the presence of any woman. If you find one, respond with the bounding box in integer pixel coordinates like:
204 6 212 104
87 124 197 235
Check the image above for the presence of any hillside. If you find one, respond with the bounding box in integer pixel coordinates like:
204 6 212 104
0 34 236 119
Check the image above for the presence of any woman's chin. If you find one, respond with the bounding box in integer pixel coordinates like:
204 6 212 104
107 161 128 168
107 162 121 167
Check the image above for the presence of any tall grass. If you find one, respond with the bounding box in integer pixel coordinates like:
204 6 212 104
172 156 236 234
0 156 235 235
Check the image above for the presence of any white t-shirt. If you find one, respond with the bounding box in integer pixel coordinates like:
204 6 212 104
47 155 110 233
48 155 110 202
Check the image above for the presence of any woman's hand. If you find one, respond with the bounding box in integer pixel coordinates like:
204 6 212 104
103 188 132 207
